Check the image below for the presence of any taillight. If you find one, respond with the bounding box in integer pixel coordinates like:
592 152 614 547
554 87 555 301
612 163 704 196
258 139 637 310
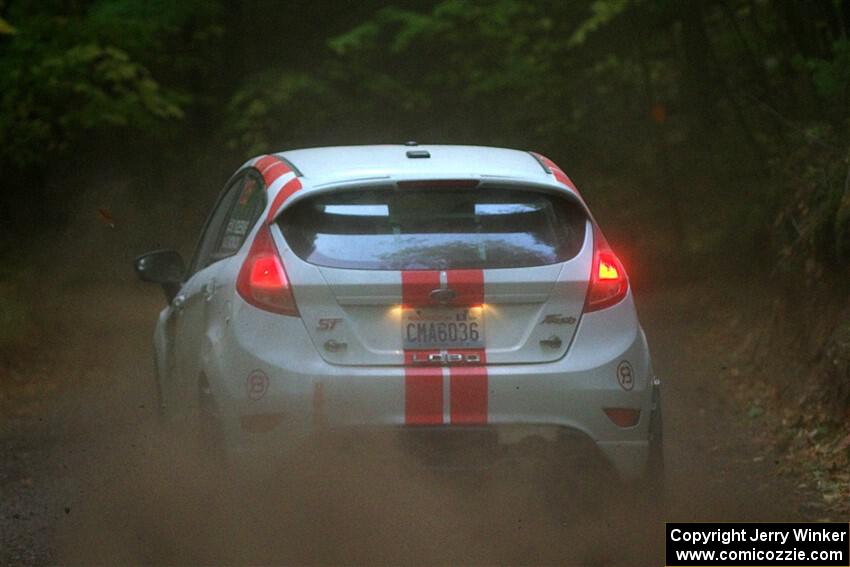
585 226 628 312
236 225 299 316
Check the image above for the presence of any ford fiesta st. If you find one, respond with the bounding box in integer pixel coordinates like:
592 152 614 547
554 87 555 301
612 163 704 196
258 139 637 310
135 144 662 488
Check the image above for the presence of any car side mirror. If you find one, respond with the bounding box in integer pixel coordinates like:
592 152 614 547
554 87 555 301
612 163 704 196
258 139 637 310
134 250 185 302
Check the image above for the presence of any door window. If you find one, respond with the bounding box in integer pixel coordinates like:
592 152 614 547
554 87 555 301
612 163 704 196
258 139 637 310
210 175 264 262
190 172 265 273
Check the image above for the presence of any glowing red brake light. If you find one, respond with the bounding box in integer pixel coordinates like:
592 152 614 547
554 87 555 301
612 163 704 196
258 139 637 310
236 225 299 316
598 256 620 280
585 227 628 312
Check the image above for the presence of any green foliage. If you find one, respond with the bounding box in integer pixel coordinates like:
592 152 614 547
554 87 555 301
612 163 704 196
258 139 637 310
771 34 850 282
0 16 16 35
569 0 631 46
226 72 338 154
773 125 850 283
85 0 225 78
234 1 623 152
0 42 184 165
0 0 219 168
807 39 850 103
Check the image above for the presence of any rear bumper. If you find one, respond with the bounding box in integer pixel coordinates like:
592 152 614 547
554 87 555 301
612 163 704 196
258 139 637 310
205 293 656 481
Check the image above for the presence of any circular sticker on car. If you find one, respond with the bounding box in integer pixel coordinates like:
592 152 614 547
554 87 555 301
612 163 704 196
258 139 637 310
617 361 634 391
247 369 269 401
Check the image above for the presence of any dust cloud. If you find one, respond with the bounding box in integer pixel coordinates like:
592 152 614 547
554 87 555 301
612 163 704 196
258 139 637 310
55 422 659 565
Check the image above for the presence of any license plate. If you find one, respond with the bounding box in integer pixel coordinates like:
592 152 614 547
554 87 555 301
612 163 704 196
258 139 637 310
402 306 485 349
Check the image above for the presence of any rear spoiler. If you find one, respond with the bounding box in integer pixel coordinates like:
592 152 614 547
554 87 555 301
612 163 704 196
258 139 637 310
528 151 586 203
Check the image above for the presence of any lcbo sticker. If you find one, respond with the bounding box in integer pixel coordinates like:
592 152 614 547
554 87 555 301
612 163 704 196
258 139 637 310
247 369 269 401
617 361 634 391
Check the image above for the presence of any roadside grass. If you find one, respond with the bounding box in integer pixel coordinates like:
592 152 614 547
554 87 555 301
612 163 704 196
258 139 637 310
731 374 850 516
701 280 850 519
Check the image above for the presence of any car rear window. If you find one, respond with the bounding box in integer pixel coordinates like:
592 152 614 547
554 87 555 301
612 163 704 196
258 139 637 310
279 186 587 270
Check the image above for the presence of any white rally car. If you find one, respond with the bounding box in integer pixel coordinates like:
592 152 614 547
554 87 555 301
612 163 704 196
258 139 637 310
135 144 662 485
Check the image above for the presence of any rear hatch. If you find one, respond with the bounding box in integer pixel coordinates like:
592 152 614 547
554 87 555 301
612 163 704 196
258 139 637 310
277 181 593 366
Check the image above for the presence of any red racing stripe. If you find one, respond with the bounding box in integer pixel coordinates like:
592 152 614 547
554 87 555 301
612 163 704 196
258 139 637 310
402 269 488 425
401 270 440 306
532 152 580 194
254 155 278 173
404 370 443 425
449 350 488 424
550 166 574 188
446 269 484 305
404 351 443 425
265 177 302 224
262 161 291 185
402 271 442 425
254 154 294 187
447 268 487 423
